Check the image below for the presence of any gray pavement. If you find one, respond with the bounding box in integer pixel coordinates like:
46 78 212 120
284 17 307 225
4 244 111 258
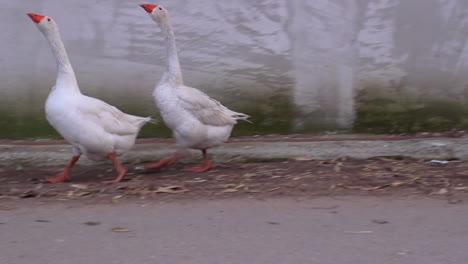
1 196 467 264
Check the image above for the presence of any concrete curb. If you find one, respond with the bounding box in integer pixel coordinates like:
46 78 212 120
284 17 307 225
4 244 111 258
1 136 467 165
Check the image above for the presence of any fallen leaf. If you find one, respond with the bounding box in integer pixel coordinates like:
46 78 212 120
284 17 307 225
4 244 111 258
344 231 373 234
293 157 313 161
235 183 246 189
83 221 101 226
70 184 88 190
343 186 362 190
368 185 390 190
309 205 339 210
344 185 388 191
155 186 189 194
222 188 238 193
63 190 91 198
372 219 388 224
391 181 404 187
75 192 92 197
334 162 343 172
433 188 448 195
267 187 280 192
429 160 449 164
242 173 256 179
20 190 38 198
396 251 411 255
35 219 51 223
184 179 207 183
111 227 129 233
112 195 123 200
216 175 229 180
366 185 390 191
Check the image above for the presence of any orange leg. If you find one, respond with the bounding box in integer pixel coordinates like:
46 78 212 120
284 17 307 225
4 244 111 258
184 149 213 172
102 153 127 184
144 151 188 169
42 155 80 183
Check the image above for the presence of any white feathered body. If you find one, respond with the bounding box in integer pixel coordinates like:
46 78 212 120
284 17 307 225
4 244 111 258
46 86 150 161
31 15 151 162
154 83 246 150
146 6 249 151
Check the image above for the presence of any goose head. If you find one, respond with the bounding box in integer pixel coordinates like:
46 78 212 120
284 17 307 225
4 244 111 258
27 13 58 36
139 3 169 23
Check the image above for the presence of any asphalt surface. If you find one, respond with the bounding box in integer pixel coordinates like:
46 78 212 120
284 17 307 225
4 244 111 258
1 196 467 264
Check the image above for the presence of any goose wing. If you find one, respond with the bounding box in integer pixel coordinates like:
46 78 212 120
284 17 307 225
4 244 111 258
78 96 150 136
176 86 248 126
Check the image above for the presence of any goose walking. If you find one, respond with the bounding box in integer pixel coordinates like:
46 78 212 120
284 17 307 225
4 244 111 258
139 4 249 172
27 13 153 183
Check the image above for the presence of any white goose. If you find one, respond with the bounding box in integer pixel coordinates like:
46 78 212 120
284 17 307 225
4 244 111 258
27 13 153 183
140 4 249 172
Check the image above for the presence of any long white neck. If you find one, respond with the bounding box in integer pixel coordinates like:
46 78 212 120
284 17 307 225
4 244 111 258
43 28 80 93
158 17 183 86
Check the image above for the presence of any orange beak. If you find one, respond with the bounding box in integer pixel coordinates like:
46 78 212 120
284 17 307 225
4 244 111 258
27 13 45 24
140 4 158 13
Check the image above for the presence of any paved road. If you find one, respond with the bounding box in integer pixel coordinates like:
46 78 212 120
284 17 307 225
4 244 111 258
1 196 467 264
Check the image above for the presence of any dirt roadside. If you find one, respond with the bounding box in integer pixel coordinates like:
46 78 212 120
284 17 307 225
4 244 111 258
1 135 468 206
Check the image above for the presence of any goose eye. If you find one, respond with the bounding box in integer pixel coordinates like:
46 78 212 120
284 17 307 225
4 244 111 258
159 7 163 10
47 18 51 22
